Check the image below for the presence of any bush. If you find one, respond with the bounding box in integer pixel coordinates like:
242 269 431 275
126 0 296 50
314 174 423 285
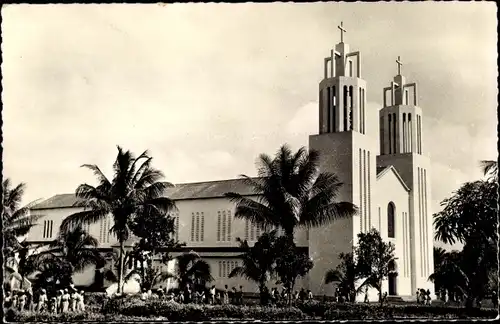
4 309 106 322
102 297 306 320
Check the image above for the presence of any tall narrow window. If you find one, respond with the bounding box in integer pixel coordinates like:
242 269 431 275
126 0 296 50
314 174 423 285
402 113 406 153
349 86 354 130
405 90 409 105
222 211 227 241
326 87 331 133
250 222 255 241
409 113 413 152
175 215 179 242
217 212 221 241
392 113 397 153
363 150 367 232
343 86 348 131
361 88 365 134
388 114 392 154
218 261 222 277
332 86 337 132
359 88 363 134
367 151 371 230
227 210 232 242
245 220 249 241
359 148 363 233
349 60 353 77
191 213 195 242
418 168 423 276
201 212 205 242
387 202 395 238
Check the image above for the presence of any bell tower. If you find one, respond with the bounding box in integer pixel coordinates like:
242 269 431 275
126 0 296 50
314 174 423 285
319 21 367 135
377 57 434 296
308 22 377 297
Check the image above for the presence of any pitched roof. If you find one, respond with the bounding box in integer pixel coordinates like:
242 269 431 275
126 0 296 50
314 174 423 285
376 165 410 192
31 178 260 210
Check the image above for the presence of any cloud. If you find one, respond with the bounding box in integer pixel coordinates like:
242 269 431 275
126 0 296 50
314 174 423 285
1 3 496 213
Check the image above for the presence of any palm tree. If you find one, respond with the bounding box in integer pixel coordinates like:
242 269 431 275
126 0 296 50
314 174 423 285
225 145 357 244
59 146 176 294
325 252 360 302
428 250 469 302
2 179 43 257
171 251 213 292
34 226 104 274
229 230 279 305
480 160 498 182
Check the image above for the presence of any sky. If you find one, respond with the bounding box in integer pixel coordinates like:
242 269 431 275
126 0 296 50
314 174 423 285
2 3 497 249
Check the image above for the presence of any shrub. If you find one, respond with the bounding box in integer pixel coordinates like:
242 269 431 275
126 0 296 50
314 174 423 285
4 309 106 322
102 297 307 320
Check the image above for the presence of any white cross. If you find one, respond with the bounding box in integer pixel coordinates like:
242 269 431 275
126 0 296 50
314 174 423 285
396 56 403 75
338 21 346 43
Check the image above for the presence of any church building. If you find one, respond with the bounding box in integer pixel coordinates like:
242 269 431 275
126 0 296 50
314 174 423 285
27 23 434 301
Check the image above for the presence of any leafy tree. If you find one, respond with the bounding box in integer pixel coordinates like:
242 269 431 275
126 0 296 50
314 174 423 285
2 179 43 258
433 179 498 308
480 160 498 182
229 230 279 305
60 146 176 293
225 145 357 245
355 229 397 305
325 252 361 302
274 236 313 304
171 251 213 292
429 249 468 301
31 258 74 297
34 226 104 273
129 210 185 288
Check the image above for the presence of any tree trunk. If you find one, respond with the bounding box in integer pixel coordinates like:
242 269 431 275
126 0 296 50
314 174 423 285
118 239 125 294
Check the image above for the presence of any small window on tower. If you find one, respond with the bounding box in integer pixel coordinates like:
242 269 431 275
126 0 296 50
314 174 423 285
349 60 353 77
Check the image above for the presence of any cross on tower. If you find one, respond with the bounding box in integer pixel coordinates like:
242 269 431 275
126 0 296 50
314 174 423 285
338 21 346 43
396 56 403 75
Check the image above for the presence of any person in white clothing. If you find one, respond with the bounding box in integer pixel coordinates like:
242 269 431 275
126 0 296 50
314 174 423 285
77 291 85 311
61 289 70 313
37 289 48 312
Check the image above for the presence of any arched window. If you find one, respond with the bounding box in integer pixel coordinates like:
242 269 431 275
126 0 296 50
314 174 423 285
388 202 395 238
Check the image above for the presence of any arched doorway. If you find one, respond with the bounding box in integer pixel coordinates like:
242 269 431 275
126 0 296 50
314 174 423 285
388 260 397 296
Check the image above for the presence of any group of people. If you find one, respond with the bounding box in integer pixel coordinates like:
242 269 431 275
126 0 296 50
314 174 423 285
140 284 246 305
138 284 317 306
4 285 86 313
416 288 432 305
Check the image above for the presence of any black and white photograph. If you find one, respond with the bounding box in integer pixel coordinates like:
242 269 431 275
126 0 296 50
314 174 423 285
1 2 498 321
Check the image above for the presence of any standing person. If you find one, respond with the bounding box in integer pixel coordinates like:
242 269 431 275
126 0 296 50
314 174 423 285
4 291 13 309
238 286 244 305
12 291 19 310
18 291 26 312
49 296 57 314
335 288 340 303
25 287 33 312
223 285 229 305
55 290 62 314
299 288 306 302
61 289 70 313
70 290 78 311
364 286 369 303
209 285 216 305
37 289 48 312
307 290 313 301
230 287 237 305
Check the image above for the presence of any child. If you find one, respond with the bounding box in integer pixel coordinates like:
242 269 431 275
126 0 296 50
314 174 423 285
49 296 57 313
209 285 216 305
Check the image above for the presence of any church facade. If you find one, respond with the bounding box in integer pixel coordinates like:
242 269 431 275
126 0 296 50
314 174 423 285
26 24 434 300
